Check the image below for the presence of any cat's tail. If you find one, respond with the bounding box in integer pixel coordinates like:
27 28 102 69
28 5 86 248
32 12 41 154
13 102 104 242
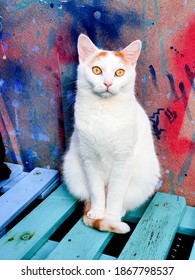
83 202 130 234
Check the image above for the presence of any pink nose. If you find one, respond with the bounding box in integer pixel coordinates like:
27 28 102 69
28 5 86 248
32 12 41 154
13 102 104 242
104 81 112 88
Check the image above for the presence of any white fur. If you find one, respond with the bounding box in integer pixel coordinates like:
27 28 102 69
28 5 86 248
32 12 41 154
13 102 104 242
63 34 160 233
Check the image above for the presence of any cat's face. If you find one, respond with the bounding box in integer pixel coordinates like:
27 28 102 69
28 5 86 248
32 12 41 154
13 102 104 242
77 34 142 98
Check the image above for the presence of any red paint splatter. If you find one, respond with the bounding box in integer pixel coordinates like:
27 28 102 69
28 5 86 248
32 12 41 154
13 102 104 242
165 18 195 155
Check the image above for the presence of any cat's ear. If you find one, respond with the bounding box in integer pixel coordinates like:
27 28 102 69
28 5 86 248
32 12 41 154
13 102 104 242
78 34 98 63
121 40 142 65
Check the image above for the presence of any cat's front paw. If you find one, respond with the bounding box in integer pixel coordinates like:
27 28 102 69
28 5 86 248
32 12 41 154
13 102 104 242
87 209 104 220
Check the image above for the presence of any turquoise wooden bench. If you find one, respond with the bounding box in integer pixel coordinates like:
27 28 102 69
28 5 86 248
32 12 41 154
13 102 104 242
0 164 194 260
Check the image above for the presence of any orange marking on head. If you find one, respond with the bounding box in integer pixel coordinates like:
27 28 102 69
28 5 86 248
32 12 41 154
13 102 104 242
90 51 108 64
96 51 108 59
114 51 127 63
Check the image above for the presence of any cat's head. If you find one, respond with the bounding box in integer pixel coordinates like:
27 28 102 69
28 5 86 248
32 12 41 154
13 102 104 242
77 34 142 98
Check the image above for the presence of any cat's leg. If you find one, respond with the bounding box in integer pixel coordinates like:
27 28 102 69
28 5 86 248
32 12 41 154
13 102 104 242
83 161 105 220
104 157 132 232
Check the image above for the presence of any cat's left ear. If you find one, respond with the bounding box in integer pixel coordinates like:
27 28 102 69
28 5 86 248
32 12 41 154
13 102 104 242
78 34 98 63
121 40 142 65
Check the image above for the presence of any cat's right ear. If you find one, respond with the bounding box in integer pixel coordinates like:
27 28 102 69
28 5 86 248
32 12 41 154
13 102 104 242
78 34 98 63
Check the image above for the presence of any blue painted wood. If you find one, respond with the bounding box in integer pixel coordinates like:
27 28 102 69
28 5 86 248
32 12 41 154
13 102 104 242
0 229 6 238
125 198 195 238
118 193 186 260
1 172 28 193
38 178 60 200
47 219 113 260
177 206 195 236
124 199 151 223
0 163 23 188
0 184 77 259
99 254 116 260
0 167 59 232
189 241 195 260
31 240 58 260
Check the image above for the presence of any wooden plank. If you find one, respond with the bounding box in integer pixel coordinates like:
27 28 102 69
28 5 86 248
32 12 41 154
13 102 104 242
30 240 58 260
47 219 113 260
0 167 58 231
0 163 23 189
118 193 186 260
38 178 60 200
1 172 28 193
125 199 195 237
0 229 6 238
124 199 151 223
99 254 116 260
0 184 77 260
177 206 195 236
189 241 195 260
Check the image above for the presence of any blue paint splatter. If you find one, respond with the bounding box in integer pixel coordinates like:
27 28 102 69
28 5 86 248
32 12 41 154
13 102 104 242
179 81 193 123
149 65 159 91
60 1 141 44
178 130 195 186
154 0 167 77
31 45 40 52
149 108 166 140
166 72 179 101
94 11 101 20
141 72 147 105
185 64 195 93
145 19 154 26
14 78 23 94
30 133 50 142
12 99 19 108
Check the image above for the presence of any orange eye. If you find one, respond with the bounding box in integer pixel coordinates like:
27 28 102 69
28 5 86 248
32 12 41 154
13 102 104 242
92 66 102 75
115 69 125 77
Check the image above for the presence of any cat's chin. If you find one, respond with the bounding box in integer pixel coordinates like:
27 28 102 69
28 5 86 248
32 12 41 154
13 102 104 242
99 92 114 98
94 90 116 99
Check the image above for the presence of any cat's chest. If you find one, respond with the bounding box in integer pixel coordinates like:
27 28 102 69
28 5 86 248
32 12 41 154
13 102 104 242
76 107 135 156
76 107 127 141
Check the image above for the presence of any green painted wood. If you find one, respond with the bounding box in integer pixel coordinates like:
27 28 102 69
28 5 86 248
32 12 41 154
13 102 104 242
118 193 186 260
1 172 28 193
0 168 59 231
47 219 113 260
189 241 195 260
177 206 195 236
0 163 23 188
31 240 58 260
99 254 117 260
0 184 77 260
124 199 151 223
125 198 195 238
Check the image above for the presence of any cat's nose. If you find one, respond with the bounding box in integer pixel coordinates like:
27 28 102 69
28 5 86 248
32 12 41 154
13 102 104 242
104 81 112 88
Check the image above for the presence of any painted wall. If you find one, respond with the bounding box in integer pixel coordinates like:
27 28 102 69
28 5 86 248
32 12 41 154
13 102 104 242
0 0 194 206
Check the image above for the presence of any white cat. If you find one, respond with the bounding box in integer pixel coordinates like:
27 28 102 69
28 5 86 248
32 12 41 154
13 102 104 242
63 34 160 234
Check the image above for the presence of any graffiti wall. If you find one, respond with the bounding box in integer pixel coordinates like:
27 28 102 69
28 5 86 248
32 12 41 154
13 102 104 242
0 0 194 206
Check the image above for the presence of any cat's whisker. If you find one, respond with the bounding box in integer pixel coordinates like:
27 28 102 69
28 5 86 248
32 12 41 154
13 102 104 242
64 99 76 113
63 80 77 86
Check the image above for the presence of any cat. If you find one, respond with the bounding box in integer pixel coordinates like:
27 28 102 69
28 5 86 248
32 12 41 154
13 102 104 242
63 34 160 234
